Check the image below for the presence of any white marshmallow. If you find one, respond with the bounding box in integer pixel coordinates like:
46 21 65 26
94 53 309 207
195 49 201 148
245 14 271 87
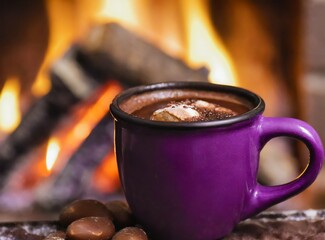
151 103 200 122
192 100 215 110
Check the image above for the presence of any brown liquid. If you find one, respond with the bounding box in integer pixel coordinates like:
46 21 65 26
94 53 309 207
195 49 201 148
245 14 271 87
132 98 249 121
119 89 252 122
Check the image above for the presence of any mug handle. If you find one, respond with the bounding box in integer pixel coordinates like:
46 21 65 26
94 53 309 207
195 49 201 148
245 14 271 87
242 117 324 220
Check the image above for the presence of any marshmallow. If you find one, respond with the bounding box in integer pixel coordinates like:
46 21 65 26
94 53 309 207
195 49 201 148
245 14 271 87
192 100 215 110
150 99 238 122
151 103 200 122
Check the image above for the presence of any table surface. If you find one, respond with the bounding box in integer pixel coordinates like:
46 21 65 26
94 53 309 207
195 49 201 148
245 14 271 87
226 209 325 239
1 210 325 239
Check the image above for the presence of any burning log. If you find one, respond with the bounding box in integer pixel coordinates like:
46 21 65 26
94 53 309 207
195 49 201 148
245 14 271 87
34 114 115 210
76 22 209 86
0 22 208 188
0 69 80 187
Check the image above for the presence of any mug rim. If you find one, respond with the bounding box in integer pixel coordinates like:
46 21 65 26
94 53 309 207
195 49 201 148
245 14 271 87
110 82 265 128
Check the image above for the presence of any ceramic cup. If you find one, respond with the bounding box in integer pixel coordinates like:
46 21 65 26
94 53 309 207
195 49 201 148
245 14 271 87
110 82 324 240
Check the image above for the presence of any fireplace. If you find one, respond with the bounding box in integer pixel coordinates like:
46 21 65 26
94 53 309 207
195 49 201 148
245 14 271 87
0 0 324 220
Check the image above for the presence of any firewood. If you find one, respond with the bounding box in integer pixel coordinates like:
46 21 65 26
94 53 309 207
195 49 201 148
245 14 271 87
0 23 208 188
76 22 208 86
34 114 115 210
0 70 79 188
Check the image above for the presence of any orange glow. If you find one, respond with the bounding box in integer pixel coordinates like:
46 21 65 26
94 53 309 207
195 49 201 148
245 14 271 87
32 0 102 97
181 0 237 85
94 0 237 84
46 137 61 172
94 0 184 57
32 0 72 96
95 0 139 26
92 150 120 193
42 81 122 176
0 77 21 133
34 0 237 98
24 1 238 191
9 82 121 188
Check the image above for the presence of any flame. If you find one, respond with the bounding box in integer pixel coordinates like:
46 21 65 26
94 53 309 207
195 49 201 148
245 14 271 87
92 150 120 193
24 1 238 191
43 81 122 175
33 0 237 98
0 77 21 133
31 0 72 96
46 137 61 172
181 0 237 85
95 0 140 26
94 0 237 85
58 81 121 160
32 0 102 97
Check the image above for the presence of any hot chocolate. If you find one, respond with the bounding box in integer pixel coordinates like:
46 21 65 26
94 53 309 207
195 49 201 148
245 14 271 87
111 82 324 240
119 88 252 122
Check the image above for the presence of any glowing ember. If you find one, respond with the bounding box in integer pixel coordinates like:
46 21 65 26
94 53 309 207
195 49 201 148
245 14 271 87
42 81 122 176
92 150 120 193
0 76 21 133
46 137 61 172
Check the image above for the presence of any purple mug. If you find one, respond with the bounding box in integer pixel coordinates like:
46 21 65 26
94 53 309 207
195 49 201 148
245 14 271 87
110 82 324 240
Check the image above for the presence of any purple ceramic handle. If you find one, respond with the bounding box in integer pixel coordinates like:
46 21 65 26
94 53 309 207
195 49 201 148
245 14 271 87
242 117 324 219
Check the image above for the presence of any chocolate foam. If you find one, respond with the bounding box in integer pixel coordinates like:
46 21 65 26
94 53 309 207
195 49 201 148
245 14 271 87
119 89 252 119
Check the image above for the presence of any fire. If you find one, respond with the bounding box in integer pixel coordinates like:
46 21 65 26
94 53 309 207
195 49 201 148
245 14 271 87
181 0 238 85
32 0 102 97
92 150 120 193
42 81 122 175
46 137 61 172
0 77 21 133
32 0 237 97
95 0 139 27
10 1 239 193
94 0 237 85
31 0 70 97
